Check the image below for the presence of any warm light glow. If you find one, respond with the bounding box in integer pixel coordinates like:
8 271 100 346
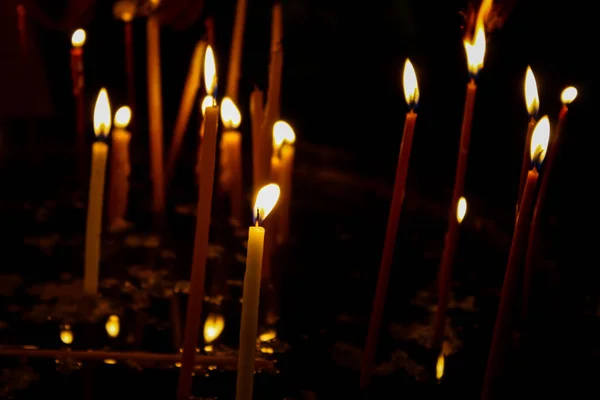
524 66 539 116
403 59 419 107
94 88 111 137
71 29 86 47
104 359 117 365
272 121 296 150
220 97 242 129
60 327 73 345
259 330 277 342
475 0 493 31
457 197 467 223
253 184 281 225
436 354 445 380
203 313 225 344
260 346 274 354
201 95 214 117
530 116 550 164
203 45 217 95
114 106 131 129
561 86 578 104
464 26 486 77
105 315 120 338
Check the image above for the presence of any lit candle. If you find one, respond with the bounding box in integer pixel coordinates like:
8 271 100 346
431 26 485 353
105 315 120 338
178 46 220 400
219 97 244 223
70 29 86 165
84 89 111 296
225 0 249 102
273 121 296 244
360 59 420 389
517 66 539 214
250 88 266 194
436 353 445 383
107 106 132 227
203 313 225 352
481 117 550 400
236 184 280 400
114 1 137 132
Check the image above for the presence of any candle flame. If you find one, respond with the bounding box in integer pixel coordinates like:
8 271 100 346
220 97 242 129
71 29 86 47
201 95 215 116
114 106 131 128
203 313 225 344
524 66 539 117
253 183 280 225
60 326 74 345
273 121 296 150
457 196 467 223
105 315 120 338
204 45 217 95
464 26 486 77
259 330 277 342
561 86 577 104
530 116 550 164
436 353 445 380
403 59 419 107
93 88 111 137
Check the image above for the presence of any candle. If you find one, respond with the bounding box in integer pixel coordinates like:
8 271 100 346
225 0 249 102
250 88 266 194
481 117 550 400
196 95 216 180
146 10 166 213
84 89 112 296
203 313 225 352
114 1 137 132
522 88 577 317
360 59 420 389
272 121 296 244
431 26 485 353
105 315 120 338
178 47 220 400
219 97 244 223
436 353 445 383
70 29 86 171
517 66 539 214
236 184 281 400
107 106 132 227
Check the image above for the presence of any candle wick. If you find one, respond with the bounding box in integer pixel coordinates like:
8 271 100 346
255 208 260 226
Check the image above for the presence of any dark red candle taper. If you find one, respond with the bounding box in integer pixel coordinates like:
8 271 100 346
517 67 539 215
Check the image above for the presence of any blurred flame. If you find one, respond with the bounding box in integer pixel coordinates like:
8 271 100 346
436 353 445 380
253 184 280 225
260 346 274 354
403 59 419 107
114 106 131 129
530 116 550 164
105 315 120 338
561 86 577 104
464 26 486 76
457 196 467 223
104 359 117 365
524 66 539 116
204 45 217 95
60 327 73 345
94 88 111 137
475 0 493 33
201 95 214 116
203 313 225 344
220 97 242 129
71 29 86 47
272 121 296 151
259 330 277 342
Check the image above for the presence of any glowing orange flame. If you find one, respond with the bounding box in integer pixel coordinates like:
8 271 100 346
403 59 419 107
464 26 486 77
272 121 296 151
93 88 111 137
201 95 215 116
105 315 120 338
525 66 539 116
436 353 445 380
220 97 242 129
71 29 86 47
203 313 225 344
60 326 74 345
114 106 131 129
530 116 550 164
253 184 280 224
457 197 467 223
204 45 217 95
561 86 577 104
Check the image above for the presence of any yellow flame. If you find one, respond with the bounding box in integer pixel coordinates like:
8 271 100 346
464 26 486 76
71 29 86 47
475 0 493 31
201 95 214 117
436 354 445 380
105 315 120 338
203 45 217 95
457 196 467 223
524 66 539 116
104 359 117 365
60 327 73 345
220 97 242 129
530 116 550 163
94 88 111 137
203 313 225 344
114 106 131 128
259 330 277 342
253 184 281 224
272 121 296 150
260 346 274 354
561 86 577 104
403 59 419 107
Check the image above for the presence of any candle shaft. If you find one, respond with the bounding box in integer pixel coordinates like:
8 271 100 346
236 226 265 400
225 0 248 101
481 169 538 400
516 118 536 215
70 48 86 172
125 22 135 132
360 111 417 389
277 145 294 244
219 131 244 223
84 142 109 295
251 88 265 193
107 129 131 225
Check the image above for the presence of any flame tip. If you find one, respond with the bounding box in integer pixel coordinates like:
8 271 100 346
253 184 281 224
403 58 419 106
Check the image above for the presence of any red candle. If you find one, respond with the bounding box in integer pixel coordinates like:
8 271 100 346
70 29 86 173
481 117 550 400
360 59 419 389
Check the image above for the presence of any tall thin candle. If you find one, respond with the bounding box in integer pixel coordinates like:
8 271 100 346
517 66 539 214
70 29 86 172
107 106 132 227
251 88 266 193
225 0 248 101
219 97 244 223
272 121 296 244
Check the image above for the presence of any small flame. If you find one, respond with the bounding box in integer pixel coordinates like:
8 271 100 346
201 95 215 117
272 121 296 150
464 26 486 77
220 97 242 129
204 45 217 95
561 86 577 104
203 313 225 344
253 184 281 225
475 0 493 32
403 59 419 107
71 29 86 47
259 330 277 342
105 315 120 338
114 106 131 129
93 88 111 137
530 116 550 164
524 66 539 117
104 359 117 365
436 353 445 380
60 326 73 345
457 196 467 223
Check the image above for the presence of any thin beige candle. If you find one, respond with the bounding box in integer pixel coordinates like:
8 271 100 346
107 106 132 227
219 97 244 223
236 184 281 400
84 89 112 296
250 88 265 193
225 0 249 102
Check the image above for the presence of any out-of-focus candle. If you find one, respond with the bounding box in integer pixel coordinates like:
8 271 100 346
114 1 137 132
517 66 539 214
236 184 280 400
203 313 225 347
61 326 74 345
71 29 87 171
219 97 244 223
225 0 248 102
84 89 111 296
105 315 120 338
107 106 132 227
436 353 445 383
250 88 266 194
271 121 296 245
